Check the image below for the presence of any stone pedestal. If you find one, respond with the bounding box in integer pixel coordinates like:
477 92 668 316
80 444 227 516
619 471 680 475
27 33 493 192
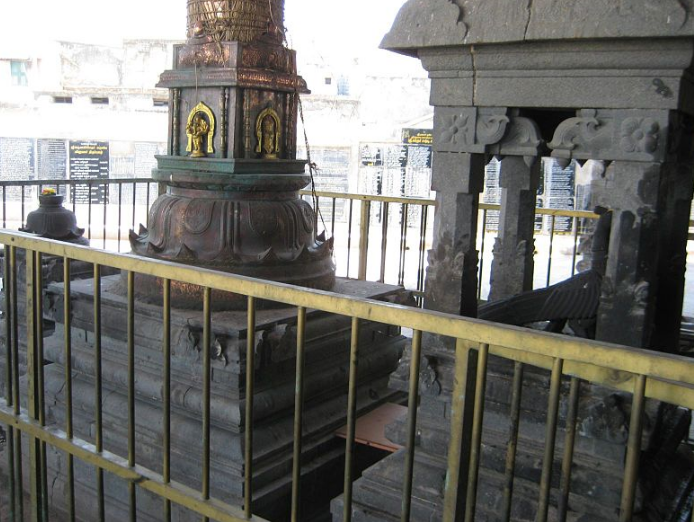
4 275 406 521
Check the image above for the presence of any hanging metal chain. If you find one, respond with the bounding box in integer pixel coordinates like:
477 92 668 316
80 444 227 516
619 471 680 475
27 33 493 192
282 23 330 239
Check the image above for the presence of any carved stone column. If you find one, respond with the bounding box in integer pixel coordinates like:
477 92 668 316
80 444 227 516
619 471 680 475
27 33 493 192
593 161 664 347
425 152 485 317
428 106 543 312
549 108 693 350
488 155 541 301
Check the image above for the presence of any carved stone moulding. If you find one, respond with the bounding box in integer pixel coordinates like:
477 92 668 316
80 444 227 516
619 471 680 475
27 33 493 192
547 108 671 162
432 107 543 157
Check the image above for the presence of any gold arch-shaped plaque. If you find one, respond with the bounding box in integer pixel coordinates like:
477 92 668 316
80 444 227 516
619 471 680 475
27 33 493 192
255 107 281 159
186 102 215 156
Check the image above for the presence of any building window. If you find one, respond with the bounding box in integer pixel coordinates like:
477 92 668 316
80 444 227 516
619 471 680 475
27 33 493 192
153 99 169 108
337 76 350 96
10 61 28 87
324 77 332 85
91 97 109 105
53 96 73 104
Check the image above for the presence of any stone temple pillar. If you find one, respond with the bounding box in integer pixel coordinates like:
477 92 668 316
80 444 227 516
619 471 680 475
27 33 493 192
548 108 694 351
425 151 485 317
335 2 694 521
489 155 541 301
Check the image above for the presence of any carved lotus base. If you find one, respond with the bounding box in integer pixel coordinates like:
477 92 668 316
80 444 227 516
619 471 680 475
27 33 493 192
129 187 335 310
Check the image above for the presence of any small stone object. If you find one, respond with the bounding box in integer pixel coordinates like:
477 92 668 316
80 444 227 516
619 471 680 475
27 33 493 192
21 193 87 244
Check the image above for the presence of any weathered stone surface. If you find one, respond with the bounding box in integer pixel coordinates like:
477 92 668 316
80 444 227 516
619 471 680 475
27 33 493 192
356 2 694 516
418 39 694 113
0 276 407 521
383 0 694 52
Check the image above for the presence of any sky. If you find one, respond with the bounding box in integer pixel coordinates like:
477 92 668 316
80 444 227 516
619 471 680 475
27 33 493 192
2 0 408 55
1 0 421 76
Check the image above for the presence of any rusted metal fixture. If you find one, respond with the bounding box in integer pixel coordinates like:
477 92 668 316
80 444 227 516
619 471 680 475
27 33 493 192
130 0 334 309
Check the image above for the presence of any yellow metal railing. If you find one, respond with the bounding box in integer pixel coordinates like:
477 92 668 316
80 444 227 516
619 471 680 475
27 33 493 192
8 181 693 309
2 230 694 521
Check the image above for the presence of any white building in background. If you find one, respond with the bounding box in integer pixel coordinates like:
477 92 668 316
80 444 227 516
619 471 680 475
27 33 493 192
0 37 433 207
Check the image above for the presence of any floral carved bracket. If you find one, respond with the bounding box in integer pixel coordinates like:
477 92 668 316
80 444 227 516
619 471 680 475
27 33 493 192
548 109 670 162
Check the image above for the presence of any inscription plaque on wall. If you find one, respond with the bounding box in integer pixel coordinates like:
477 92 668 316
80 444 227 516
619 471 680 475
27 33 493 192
0 137 35 200
37 139 67 195
69 141 109 204
401 128 433 146
545 159 575 233
303 147 350 221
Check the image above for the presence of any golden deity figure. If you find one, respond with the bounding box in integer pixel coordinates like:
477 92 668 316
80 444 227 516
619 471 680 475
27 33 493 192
256 107 281 159
187 115 210 157
185 102 216 158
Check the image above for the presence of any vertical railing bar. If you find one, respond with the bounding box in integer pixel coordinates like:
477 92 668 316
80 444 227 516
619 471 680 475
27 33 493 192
202 287 212 522
118 183 123 252
442 339 478 522
537 357 565 522
36 251 49 521
501 362 525 521
330 198 336 238
245 296 257 519
94 264 105 522
342 317 360 522
26 246 40 522
546 215 556 288
357 200 371 281
87 182 93 240
464 342 489 522
127 271 137 522
558 377 581 522
10 245 24 522
3 186 7 228
416 206 429 305
290 306 307 522
398 203 408 287
162 278 172 522
401 329 423 522
102 183 108 249
379 202 389 283
314 196 320 232
346 200 354 277
132 183 137 233
570 217 579 277
619 374 647 522
64 256 75 522
478 209 488 300
21 186 26 227
4 243 16 521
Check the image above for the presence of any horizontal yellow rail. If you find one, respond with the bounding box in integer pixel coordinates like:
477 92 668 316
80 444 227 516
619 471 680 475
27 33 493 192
2 230 694 400
0 401 269 522
300 189 602 219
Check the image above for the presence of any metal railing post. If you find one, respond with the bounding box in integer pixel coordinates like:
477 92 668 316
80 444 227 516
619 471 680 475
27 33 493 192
443 340 479 522
358 200 371 280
